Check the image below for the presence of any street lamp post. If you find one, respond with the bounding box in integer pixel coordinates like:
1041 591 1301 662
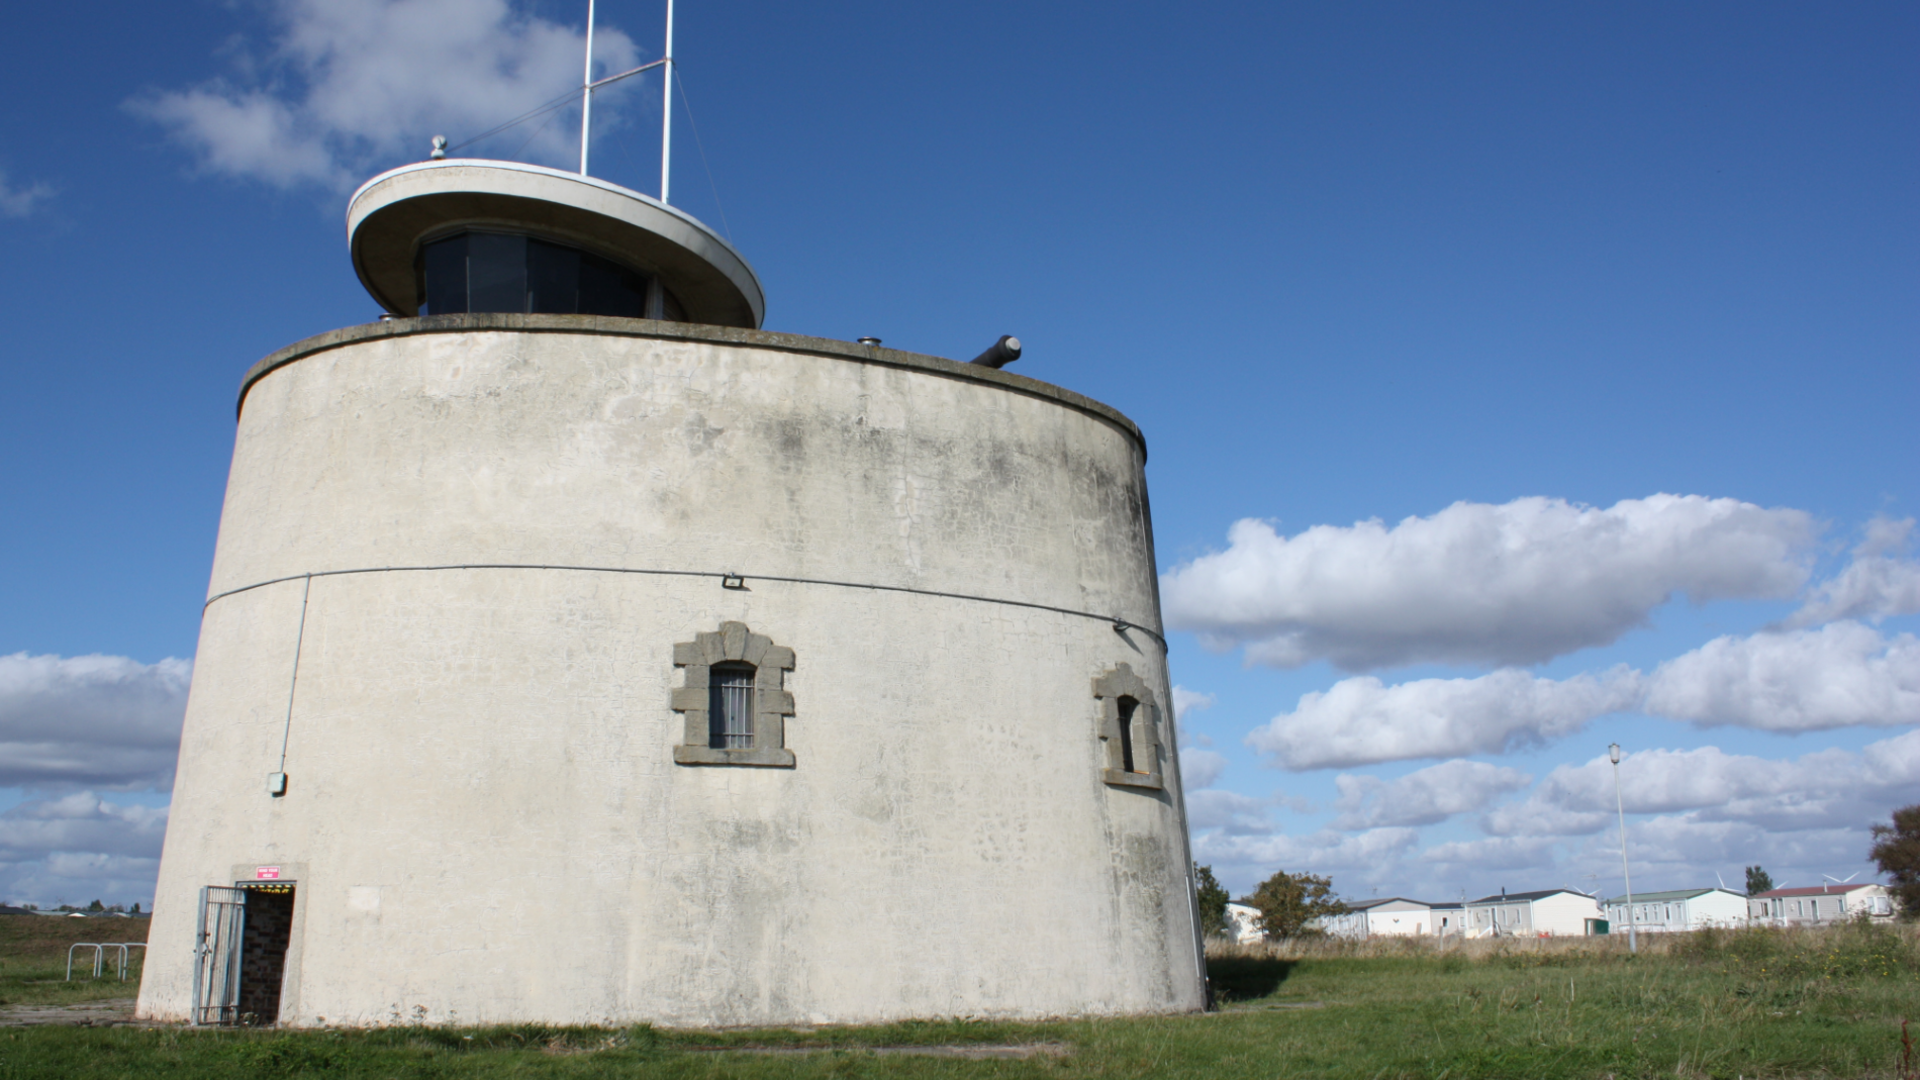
1609 742 1637 954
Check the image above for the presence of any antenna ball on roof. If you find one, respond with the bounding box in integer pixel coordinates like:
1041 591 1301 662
969 335 1021 369
430 135 448 161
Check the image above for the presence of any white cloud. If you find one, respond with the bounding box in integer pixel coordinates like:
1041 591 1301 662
0 792 168 908
1193 827 1421 882
1193 732 1912 898
0 653 192 790
1172 685 1215 721
1419 835 1560 872
1161 494 1814 671
1180 748 1228 790
1644 622 1920 732
1249 667 1642 770
1785 518 1920 628
0 793 170 862
1484 730 1920 838
1250 620 1919 770
1183 788 1275 831
1332 759 1532 829
129 0 642 189
0 169 55 217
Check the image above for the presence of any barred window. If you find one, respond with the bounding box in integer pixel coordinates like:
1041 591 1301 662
671 622 796 768
709 662 755 749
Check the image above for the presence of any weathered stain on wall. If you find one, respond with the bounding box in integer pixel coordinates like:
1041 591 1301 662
137 319 1203 1027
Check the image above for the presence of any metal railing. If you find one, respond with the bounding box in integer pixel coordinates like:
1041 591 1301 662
66 942 147 981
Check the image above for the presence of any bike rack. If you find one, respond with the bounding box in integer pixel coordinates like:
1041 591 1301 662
66 942 148 981
66 943 103 980
114 943 147 980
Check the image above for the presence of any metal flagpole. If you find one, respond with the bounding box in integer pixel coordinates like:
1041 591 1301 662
579 0 597 175
660 0 674 203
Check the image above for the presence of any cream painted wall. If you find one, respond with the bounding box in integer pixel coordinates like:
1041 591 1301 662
137 322 1204 1027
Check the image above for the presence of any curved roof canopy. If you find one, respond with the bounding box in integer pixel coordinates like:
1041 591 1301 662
347 160 765 329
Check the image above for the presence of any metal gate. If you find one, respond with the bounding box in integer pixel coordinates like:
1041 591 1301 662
192 885 247 1025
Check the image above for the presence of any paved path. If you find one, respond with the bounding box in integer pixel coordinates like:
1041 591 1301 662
0 998 137 1027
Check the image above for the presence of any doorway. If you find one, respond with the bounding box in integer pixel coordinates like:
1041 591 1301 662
237 884 296 1025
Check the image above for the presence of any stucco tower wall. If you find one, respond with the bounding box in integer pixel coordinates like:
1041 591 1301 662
138 317 1202 1026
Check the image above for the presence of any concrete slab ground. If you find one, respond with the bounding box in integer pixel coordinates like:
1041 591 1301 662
0 998 137 1027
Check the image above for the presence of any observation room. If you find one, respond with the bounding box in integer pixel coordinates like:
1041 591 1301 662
348 159 766 330
417 231 687 321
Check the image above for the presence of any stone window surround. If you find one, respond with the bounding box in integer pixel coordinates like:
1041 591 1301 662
671 621 796 768
1095 663 1163 790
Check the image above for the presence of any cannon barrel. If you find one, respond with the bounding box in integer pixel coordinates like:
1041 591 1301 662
968 335 1022 369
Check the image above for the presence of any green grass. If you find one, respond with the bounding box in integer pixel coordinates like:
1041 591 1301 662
0 913 149 1009
2 921 1915 1078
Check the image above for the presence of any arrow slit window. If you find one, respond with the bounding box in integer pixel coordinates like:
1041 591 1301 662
1094 663 1162 790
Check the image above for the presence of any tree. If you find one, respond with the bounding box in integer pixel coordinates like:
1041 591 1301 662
1744 866 1774 896
1870 803 1920 920
1194 865 1230 938
1245 870 1349 940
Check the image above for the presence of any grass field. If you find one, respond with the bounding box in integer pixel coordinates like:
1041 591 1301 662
0 917 1914 1078
0 913 149 1010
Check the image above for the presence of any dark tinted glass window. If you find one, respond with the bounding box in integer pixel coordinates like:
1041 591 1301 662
1116 696 1138 773
526 239 580 314
417 231 656 318
467 233 527 313
420 234 468 316
578 252 648 318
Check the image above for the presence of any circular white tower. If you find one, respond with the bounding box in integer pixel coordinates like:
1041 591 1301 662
137 159 1205 1028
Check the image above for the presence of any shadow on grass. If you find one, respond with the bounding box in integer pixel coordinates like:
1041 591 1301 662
1206 956 1296 1004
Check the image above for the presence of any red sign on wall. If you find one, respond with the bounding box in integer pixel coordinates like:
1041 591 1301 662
255 866 281 880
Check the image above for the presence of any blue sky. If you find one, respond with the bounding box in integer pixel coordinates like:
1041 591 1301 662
0 0 1914 907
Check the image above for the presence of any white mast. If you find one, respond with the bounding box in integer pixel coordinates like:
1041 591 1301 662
660 0 674 203
577 0 674 189
579 0 597 175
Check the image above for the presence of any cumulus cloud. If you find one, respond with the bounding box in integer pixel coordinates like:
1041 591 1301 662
1161 494 1815 671
1584 819 1867 891
129 0 642 189
1172 685 1215 721
1644 622 1920 732
1250 621 1918 770
1419 835 1560 872
0 792 168 908
1184 788 1276 831
1785 518 1920 628
1332 760 1532 829
0 169 55 217
1195 732 1911 897
1180 748 1228 790
0 653 192 790
1250 667 1643 770
1484 730 1920 838
1193 827 1421 880
0 793 170 863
